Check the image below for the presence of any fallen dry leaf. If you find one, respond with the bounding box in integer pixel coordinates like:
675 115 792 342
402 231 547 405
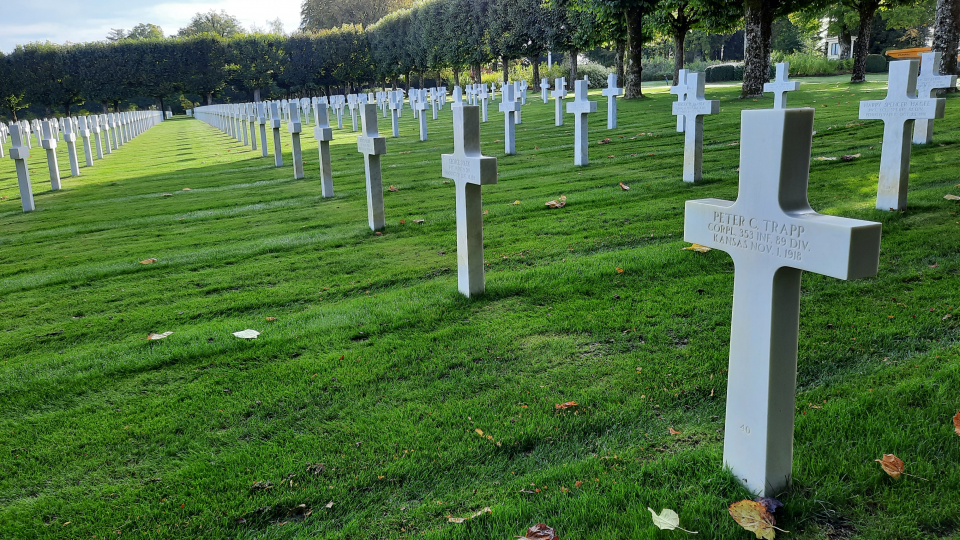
162 193 174 197
598 138 612 145
555 400 578 410
147 331 173 341
815 156 838 161
182 187 192 191
448 507 492 523
251 481 274 491
683 244 712 253
648 507 697 534
524 523 558 540
619 182 630 190
324 501 334 508
233 329 261 339
953 412 960 436
944 194 960 201
545 195 567 209
413 219 425 224
668 427 681 435
266 317 277 322
388 185 399 192
616 267 624 273
139 258 158 264
729 499 783 539
512 200 521 205
876 454 905 479
840 153 861 161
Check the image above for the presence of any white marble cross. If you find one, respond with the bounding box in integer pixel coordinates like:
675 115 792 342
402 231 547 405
313 100 335 197
270 102 283 167
513 82 523 124
389 91 402 138
764 62 800 109
89 115 104 159
672 72 718 182
541 78 551 104
566 80 597 166
61 119 80 177
288 102 305 179
256 102 269 158
8 124 35 212
670 69 689 133
859 60 945 211
479 84 490 122
77 117 94 166
601 73 623 129
40 120 62 190
99 115 112 154
519 80 528 106
247 104 258 151
357 103 388 230
551 77 568 127
913 52 956 144
685 107 882 496
416 89 429 141
442 104 498 297
498 82 520 155
348 94 359 132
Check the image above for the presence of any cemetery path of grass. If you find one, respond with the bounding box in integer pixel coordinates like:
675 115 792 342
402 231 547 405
0 77 959 539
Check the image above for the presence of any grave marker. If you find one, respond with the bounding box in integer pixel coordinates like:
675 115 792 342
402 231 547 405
601 73 623 129
670 69 689 133
541 78 551 104
551 77 568 126
389 91 402 138
859 60 944 211
100 115 113 154
442 104 498 297
40 120 62 190
672 72 718 182
357 103 388 230
313 100 335 198
566 80 598 166
90 116 104 159
270 102 283 167
78 117 94 166
62 117 81 177
288 102 305 179
257 103 269 158
8 124 35 212
416 90 429 141
764 62 800 109
498 82 520 155
684 107 882 496
913 51 956 144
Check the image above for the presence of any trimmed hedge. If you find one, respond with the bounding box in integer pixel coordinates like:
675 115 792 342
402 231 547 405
866 54 888 73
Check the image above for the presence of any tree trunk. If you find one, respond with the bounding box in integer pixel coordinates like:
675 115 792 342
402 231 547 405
503 56 509 83
850 2 879 83
158 97 165 115
64 102 71 116
569 49 579 81
474 64 482 84
102 102 109 114
532 57 541 90
254 88 261 102
933 0 960 91
673 31 686 85
741 1 768 97
453 67 461 87
206 92 213 105
12 110 18 122
616 39 625 84
114 101 120 113
624 6 644 98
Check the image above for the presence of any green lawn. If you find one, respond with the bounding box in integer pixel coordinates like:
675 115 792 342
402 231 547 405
1 77 958 539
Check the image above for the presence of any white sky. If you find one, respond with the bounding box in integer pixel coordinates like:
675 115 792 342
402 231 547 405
0 0 304 53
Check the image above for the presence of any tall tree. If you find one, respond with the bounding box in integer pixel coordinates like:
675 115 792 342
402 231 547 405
178 10 245 38
489 0 553 84
301 0 413 31
843 0 920 83
650 0 740 85
128 23 165 40
228 34 283 101
0 51 29 121
932 0 959 86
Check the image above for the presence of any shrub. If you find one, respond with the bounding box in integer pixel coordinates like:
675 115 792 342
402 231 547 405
576 62 614 88
705 63 737 82
772 51 845 76
866 54 888 73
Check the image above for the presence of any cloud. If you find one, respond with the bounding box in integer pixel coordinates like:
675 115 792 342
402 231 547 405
0 0 303 52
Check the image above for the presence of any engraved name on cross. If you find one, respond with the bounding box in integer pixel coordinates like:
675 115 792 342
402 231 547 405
684 108 882 496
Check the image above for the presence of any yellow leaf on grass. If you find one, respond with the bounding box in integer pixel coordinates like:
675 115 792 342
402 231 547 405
648 507 697 534
388 185 399 192
545 195 567 209
683 244 712 253
147 331 173 341
266 317 277 322
140 258 158 264
729 500 780 539
619 182 630 190
512 200 521 205
944 194 960 201
954 411 960 436
448 507 491 523
876 454 905 479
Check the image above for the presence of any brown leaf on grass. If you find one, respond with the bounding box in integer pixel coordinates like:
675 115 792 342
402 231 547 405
555 401 578 410
251 481 274 491
668 427 681 435
182 187 192 191
876 454 905 479
266 317 277 322
524 523 558 539
545 195 567 209
840 153 861 161
944 194 960 201
147 331 173 341
616 267 624 273
619 182 630 190
140 258 158 264
388 185 399 192
953 412 960 436
729 499 781 539
448 507 492 523
483 210 489 215
598 138 612 145
683 244 712 253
